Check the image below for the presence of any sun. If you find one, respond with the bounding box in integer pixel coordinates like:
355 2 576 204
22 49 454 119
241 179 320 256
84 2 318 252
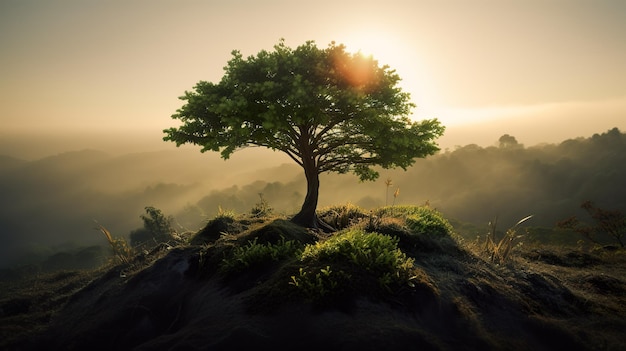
339 28 402 68
337 28 441 121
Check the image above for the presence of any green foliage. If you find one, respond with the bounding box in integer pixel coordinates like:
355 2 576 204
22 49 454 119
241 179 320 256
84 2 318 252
292 229 416 301
221 237 302 274
164 39 444 226
364 205 462 255
317 203 368 230
164 39 443 175
142 206 174 237
130 206 175 247
376 204 431 217
289 266 348 301
377 205 454 237
301 229 405 269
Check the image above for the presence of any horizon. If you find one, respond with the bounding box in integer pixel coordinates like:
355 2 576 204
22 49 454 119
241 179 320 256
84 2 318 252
1 121 623 161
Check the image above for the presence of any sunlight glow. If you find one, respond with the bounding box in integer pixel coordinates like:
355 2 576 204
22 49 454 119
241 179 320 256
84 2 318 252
437 105 548 127
338 28 440 120
340 28 403 71
333 51 379 90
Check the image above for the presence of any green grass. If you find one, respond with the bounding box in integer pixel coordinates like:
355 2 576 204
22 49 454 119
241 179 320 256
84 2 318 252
317 203 369 230
221 237 302 274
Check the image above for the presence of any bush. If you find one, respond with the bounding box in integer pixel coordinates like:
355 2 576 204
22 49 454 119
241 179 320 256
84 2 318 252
301 229 411 271
291 229 416 302
130 206 175 247
221 237 302 275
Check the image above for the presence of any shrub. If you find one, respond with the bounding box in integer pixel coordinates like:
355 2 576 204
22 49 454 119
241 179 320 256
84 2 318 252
292 229 416 301
558 201 625 248
130 206 176 247
250 193 273 218
301 229 410 271
221 237 302 274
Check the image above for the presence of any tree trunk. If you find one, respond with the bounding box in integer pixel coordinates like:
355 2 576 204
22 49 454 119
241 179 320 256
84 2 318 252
291 161 320 228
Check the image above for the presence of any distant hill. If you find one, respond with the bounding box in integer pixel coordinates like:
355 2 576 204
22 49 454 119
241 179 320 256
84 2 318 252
0 127 624 268
0 155 26 172
190 127 626 231
0 148 291 268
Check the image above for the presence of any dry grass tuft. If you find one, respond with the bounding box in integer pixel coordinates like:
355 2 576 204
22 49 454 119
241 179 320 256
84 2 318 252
94 222 133 264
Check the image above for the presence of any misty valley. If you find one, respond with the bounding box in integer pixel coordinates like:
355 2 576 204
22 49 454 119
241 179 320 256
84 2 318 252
0 127 624 271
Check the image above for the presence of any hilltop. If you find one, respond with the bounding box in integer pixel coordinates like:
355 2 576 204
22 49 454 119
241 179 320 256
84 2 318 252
1 205 625 350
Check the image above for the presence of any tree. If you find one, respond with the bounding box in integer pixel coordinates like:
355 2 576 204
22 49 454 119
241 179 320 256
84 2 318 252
129 206 175 247
164 40 444 228
498 134 520 149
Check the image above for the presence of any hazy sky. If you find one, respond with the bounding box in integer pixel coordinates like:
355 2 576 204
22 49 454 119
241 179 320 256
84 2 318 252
1 0 625 151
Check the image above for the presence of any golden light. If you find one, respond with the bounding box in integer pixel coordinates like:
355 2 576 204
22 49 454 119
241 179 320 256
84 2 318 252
332 51 379 90
337 27 442 122
340 28 402 70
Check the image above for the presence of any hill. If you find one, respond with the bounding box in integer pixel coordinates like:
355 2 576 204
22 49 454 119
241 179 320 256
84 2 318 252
1 206 624 350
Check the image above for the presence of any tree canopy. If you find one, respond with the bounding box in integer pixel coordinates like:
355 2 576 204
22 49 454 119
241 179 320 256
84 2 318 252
164 40 444 228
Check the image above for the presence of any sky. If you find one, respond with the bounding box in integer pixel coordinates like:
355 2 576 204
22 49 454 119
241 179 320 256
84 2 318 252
1 0 625 157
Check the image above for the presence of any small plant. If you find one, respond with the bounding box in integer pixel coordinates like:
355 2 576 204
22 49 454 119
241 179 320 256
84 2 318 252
215 205 237 220
221 237 301 274
250 193 274 218
385 177 393 206
289 266 345 300
482 215 533 264
318 203 367 230
392 187 400 206
364 211 383 232
94 222 133 264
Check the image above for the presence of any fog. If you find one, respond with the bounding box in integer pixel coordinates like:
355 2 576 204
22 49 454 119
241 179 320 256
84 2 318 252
1 127 625 268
